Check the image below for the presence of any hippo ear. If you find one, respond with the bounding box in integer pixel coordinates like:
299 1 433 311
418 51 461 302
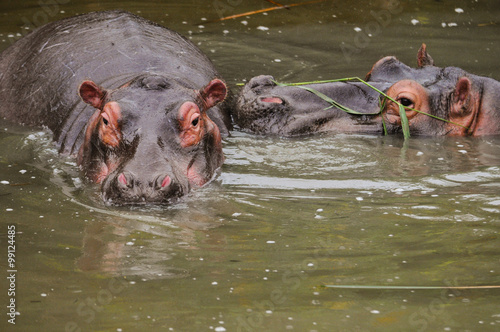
451 77 472 117
79 80 107 109
200 79 227 109
455 77 471 103
417 43 434 68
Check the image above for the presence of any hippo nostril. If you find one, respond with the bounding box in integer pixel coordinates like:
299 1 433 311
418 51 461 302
261 97 283 104
161 175 171 188
117 172 134 189
153 174 172 190
249 75 276 89
118 173 128 186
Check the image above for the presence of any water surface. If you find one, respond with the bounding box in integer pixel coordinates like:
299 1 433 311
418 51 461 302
1 1 499 331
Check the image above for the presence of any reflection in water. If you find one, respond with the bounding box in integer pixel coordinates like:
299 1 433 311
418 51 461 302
75 203 230 279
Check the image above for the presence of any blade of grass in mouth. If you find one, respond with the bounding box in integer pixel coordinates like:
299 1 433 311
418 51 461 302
273 77 468 139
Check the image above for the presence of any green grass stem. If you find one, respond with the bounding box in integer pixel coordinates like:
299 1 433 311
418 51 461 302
274 77 469 139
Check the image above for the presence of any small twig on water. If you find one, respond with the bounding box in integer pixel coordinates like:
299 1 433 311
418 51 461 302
265 0 290 9
205 0 326 24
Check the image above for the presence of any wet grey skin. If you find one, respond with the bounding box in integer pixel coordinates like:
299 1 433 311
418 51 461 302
0 10 231 205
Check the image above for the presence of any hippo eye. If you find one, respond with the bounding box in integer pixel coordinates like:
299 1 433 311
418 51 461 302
399 97 414 108
102 117 109 126
191 116 199 127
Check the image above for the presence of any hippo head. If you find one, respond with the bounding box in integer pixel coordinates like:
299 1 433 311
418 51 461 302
77 74 227 205
235 75 391 136
236 44 500 137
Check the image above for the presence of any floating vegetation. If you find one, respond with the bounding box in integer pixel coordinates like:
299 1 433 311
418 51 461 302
323 284 500 290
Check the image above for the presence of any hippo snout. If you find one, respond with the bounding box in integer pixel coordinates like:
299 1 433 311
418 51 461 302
102 171 183 205
236 75 291 135
247 75 277 91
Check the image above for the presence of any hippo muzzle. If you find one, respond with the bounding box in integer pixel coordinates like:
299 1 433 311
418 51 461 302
102 170 184 205
99 138 186 204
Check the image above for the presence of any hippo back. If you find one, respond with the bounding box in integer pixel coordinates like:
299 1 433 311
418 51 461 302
0 10 227 153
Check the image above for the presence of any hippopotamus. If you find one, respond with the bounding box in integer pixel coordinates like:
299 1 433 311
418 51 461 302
235 44 500 137
0 10 231 205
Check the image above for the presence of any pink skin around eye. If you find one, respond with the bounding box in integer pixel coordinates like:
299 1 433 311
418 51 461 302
93 163 109 184
178 102 203 148
99 102 122 147
92 159 120 184
187 166 206 187
102 112 110 124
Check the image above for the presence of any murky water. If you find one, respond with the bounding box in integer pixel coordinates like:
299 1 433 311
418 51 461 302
1 1 500 331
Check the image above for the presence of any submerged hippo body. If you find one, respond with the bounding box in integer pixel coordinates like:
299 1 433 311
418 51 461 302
236 44 500 137
0 11 230 204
